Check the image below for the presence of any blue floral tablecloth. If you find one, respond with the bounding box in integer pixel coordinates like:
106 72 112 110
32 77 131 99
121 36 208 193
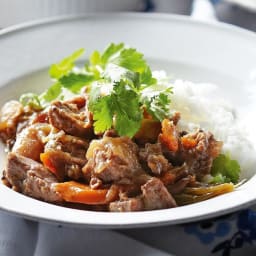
122 208 256 255
184 209 256 255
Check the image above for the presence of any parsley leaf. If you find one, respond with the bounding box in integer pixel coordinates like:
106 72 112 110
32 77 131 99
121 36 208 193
140 66 157 85
89 50 101 66
210 154 241 183
101 43 124 65
39 82 62 104
92 95 113 133
60 73 95 93
144 92 171 121
89 43 150 82
141 86 173 121
49 48 85 79
111 48 147 73
91 80 142 137
113 81 142 137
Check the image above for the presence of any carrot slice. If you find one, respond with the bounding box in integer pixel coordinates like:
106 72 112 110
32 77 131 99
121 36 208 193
55 181 110 205
40 152 61 179
181 137 197 149
159 119 178 152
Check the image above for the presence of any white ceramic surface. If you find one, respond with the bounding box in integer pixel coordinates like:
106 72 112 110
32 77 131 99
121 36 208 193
0 13 256 228
0 0 143 27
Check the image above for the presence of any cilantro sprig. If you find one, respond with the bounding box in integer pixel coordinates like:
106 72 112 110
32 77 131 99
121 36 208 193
92 81 142 137
20 43 173 137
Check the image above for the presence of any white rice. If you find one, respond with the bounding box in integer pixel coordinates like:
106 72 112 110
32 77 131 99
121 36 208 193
153 71 256 179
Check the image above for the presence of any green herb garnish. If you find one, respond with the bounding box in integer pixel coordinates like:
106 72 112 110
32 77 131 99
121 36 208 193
20 43 173 137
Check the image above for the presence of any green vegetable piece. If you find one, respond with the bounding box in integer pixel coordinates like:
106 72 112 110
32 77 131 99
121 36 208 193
140 66 157 85
101 43 124 65
141 85 173 121
60 73 95 93
211 154 241 183
210 173 226 184
19 93 43 110
39 82 62 103
113 82 142 137
144 92 171 121
89 50 101 66
91 80 142 137
49 48 85 79
112 48 147 74
92 95 113 133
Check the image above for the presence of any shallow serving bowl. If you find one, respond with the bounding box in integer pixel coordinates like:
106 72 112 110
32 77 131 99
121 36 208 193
0 13 256 228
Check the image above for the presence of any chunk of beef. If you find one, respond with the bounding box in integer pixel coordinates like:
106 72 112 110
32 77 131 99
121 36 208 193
134 119 161 145
5 152 62 202
171 112 181 126
180 130 223 179
12 123 51 161
48 97 93 138
109 197 144 212
139 143 169 175
42 131 88 181
0 101 24 143
41 150 86 181
167 175 195 195
83 137 142 182
142 177 177 210
45 130 89 158
160 163 189 186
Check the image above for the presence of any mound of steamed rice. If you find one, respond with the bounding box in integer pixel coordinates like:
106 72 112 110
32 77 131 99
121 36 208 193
154 71 256 180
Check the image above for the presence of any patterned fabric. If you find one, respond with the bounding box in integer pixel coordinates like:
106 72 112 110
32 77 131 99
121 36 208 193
184 210 256 255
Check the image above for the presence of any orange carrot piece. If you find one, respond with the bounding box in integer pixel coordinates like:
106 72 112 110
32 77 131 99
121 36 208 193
181 137 197 149
55 181 110 205
40 152 58 175
159 119 179 152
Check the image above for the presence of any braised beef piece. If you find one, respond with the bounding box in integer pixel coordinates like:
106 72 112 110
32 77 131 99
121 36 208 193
0 100 49 150
171 112 181 126
43 131 88 181
109 197 144 212
139 143 170 175
158 117 222 180
0 101 24 143
42 150 86 181
103 129 118 138
160 163 189 186
179 130 222 179
167 175 195 195
5 152 62 202
48 97 93 138
12 123 51 161
110 177 177 212
83 136 142 183
142 177 177 210
45 130 89 158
